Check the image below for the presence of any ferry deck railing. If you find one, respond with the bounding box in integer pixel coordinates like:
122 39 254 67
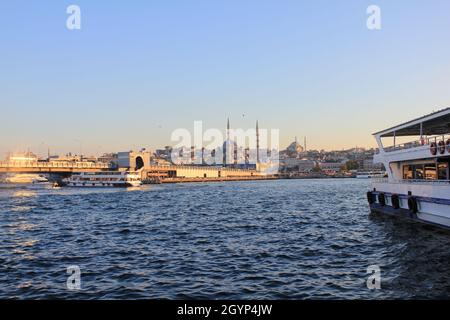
381 133 450 153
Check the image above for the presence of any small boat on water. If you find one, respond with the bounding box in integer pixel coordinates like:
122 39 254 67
32 175 49 184
4 174 48 184
368 107 450 229
64 171 142 188
356 171 386 179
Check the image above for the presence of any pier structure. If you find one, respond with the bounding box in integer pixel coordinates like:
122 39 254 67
143 164 260 179
141 165 276 183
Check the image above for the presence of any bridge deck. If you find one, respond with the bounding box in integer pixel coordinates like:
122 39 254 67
0 161 110 173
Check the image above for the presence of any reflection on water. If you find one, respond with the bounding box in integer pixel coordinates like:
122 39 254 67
10 206 34 213
17 281 33 289
12 190 37 198
0 179 450 299
16 223 38 231
20 239 38 247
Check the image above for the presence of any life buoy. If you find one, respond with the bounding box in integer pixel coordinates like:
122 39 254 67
378 193 386 206
367 191 374 204
438 141 446 154
430 142 437 155
407 196 418 214
391 194 400 209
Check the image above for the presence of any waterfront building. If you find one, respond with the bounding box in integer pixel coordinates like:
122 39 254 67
318 161 346 172
282 158 316 172
48 153 99 164
142 164 263 180
118 150 151 170
98 153 118 164
6 151 38 163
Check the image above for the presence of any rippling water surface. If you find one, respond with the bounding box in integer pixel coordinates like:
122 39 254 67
1 179 450 299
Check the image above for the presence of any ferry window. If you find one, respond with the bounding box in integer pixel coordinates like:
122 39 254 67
403 165 413 179
424 164 437 180
438 163 448 180
413 165 424 179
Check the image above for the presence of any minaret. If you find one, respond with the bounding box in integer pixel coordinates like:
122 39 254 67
304 136 307 152
224 118 231 166
201 147 205 165
256 120 260 163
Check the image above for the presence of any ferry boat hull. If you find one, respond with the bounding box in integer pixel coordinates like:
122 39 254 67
66 181 141 188
368 187 450 229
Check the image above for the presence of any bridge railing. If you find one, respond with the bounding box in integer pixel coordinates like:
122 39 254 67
0 161 110 169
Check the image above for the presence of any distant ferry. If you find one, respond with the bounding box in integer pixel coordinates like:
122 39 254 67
368 108 450 229
65 171 142 187
356 171 386 179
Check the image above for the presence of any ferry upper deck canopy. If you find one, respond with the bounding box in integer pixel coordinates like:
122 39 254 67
373 107 450 137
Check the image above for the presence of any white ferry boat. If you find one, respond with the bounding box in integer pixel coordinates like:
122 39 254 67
368 108 450 229
65 171 142 188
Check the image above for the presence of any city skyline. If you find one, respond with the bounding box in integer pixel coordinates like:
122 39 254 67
1 116 378 160
1 1 450 158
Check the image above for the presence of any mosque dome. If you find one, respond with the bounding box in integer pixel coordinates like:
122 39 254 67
286 139 304 155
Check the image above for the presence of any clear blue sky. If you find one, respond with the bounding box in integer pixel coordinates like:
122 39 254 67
1 1 450 157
